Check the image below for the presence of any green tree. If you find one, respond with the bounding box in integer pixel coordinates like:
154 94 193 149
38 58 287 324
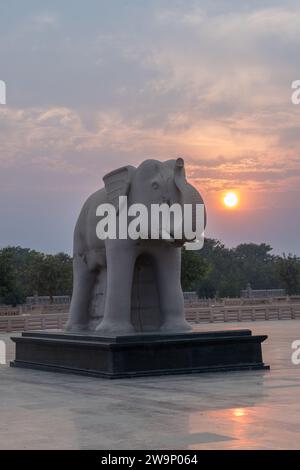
0 249 16 304
233 243 279 290
0 246 73 305
193 239 281 298
196 239 240 297
35 253 73 301
181 248 209 292
197 278 216 299
276 254 300 295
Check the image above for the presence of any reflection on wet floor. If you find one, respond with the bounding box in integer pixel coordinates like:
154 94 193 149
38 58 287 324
0 320 300 449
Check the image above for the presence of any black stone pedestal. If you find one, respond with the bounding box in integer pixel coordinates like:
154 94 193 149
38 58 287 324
10 329 269 379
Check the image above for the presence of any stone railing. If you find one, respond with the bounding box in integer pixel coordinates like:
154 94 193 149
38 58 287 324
0 313 69 332
2 295 300 317
1 300 300 333
185 303 300 323
0 304 69 316
184 295 300 308
0 306 22 316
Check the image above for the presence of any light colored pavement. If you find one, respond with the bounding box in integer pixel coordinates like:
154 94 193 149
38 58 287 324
0 320 300 449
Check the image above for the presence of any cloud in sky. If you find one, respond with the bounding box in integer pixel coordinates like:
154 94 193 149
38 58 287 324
0 0 300 254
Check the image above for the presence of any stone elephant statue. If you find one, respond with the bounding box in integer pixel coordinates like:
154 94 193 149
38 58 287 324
66 158 206 335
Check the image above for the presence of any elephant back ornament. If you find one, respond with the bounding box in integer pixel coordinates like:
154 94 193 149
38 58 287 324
66 158 206 335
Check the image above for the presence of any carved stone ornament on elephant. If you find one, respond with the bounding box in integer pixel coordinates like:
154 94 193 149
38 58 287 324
66 158 206 335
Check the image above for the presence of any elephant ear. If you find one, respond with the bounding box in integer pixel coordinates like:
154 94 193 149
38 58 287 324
103 165 135 213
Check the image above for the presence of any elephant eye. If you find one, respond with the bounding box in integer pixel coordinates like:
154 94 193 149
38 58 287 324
152 182 159 190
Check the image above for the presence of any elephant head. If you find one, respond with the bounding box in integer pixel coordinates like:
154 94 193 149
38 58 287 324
103 158 206 246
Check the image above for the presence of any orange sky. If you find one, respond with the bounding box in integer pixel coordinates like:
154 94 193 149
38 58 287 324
0 2 300 254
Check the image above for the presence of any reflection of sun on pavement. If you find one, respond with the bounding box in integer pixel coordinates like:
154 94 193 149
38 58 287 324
187 407 257 449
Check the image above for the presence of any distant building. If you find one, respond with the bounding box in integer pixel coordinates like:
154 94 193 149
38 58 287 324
241 283 285 299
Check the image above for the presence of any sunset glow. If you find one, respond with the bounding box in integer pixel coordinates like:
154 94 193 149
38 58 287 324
224 192 239 208
0 1 300 256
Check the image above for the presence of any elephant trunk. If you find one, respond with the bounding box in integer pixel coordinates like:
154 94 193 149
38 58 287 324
174 158 206 240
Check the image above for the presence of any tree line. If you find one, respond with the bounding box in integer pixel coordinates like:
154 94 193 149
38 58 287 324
182 239 300 297
0 241 299 305
0 247 73 306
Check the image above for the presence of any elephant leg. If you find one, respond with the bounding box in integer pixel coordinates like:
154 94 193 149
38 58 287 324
96 240 136 335
154 247 192 332
66 254 96 331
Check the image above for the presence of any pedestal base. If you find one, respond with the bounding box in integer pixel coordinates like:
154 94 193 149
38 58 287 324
11 329 269 379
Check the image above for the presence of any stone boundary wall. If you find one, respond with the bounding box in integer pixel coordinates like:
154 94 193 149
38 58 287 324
0 313 69 332
185 303 300 324
0 302 300 332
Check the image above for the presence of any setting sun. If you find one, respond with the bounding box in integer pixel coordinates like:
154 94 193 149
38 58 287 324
223 192 239 208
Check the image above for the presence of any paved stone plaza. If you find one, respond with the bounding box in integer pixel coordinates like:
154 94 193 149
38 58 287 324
0 320 300 449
